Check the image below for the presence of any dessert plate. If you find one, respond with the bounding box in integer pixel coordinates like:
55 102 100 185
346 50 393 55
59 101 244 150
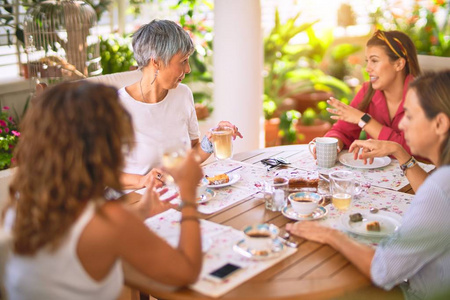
339 152 391 169
233 238 284 260
281 205 328 221
207 174 240 188
340 209 402 238
196 189 216 204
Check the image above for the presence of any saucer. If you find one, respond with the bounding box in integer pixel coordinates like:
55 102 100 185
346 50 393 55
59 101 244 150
233 238 284 260
281 205 328 221
196 189 216 204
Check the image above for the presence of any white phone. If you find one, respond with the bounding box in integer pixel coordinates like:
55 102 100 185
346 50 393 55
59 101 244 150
204 263 242 283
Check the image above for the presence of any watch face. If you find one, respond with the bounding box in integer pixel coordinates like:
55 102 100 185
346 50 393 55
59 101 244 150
361 114 371 123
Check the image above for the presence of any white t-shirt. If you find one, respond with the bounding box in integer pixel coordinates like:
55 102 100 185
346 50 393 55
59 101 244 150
5 202 123 300
119 83 200 176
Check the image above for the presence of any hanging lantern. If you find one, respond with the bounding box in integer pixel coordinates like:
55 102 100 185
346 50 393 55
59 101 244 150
24 0 102 85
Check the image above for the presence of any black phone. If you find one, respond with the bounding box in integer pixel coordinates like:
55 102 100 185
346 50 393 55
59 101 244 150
205 263 242 282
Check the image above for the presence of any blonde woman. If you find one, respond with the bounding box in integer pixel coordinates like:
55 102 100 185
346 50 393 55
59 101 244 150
288 71 450 299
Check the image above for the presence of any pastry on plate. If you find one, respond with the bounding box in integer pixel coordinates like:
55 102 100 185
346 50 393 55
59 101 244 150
207 173 229 185
366 221 381 232
288 173 319 189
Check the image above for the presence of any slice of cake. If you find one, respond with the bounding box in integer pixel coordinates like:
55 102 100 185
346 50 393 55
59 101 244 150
207 174 229 185
288 173 319 189
366 221 381 232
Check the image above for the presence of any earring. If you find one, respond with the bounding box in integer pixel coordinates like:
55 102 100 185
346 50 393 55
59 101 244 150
155 70 159 78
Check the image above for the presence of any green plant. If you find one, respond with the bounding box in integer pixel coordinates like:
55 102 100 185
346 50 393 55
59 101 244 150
370 0 450 56
99 34 136 74
263 8 318 119
0 106 20 170
279 110 301 144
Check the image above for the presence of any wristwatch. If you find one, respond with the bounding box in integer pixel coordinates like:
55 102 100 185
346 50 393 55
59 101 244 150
358 113 372 129
200 135 214 154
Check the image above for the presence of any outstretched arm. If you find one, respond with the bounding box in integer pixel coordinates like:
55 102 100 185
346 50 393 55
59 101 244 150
349 139 428 192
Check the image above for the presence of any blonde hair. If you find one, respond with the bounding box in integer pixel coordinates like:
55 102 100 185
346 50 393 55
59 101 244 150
409 70 450 166
4 82 134 255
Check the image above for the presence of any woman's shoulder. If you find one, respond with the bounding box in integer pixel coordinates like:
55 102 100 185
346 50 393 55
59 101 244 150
426 165 450 192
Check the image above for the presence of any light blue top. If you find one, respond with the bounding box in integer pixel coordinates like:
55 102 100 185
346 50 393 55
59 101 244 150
371 165 450 299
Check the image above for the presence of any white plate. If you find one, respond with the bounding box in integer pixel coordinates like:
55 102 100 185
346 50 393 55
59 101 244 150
282 205 328 221
339 152 391 169
340 209 402 238
207 173 241 188
196 189 216 204
233 238 284 260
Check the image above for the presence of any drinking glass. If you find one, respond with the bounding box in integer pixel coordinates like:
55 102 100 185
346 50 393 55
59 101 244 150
210 126 233 160
329 170 355 211
160 137 190 186
264 177 289 211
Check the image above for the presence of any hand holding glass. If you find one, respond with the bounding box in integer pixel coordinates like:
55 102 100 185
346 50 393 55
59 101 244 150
210 126 233 160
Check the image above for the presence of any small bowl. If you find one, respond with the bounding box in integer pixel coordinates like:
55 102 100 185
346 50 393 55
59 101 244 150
288 192 322 216
196 177 209 200
242 223 279 251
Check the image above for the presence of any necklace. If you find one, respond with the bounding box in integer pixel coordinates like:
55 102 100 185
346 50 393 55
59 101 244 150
139 71 158 103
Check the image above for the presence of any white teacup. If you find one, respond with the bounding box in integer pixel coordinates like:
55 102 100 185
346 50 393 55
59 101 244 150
288 192 322 215
196 178 209 200
242 223 279 251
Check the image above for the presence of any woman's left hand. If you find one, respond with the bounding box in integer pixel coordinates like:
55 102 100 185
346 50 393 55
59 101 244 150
286 221 335 244
327 97 364 125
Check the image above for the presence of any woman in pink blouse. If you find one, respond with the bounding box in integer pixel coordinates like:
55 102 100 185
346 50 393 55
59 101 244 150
323 30 421 154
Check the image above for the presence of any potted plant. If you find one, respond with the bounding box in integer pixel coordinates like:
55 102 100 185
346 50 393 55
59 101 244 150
295 106 331 144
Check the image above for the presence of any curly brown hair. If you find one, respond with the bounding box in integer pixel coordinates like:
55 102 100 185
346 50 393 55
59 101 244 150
4 81 134 255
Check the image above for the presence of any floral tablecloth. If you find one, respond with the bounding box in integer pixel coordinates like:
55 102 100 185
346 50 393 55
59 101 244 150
263 149 435 191
145 209 297 298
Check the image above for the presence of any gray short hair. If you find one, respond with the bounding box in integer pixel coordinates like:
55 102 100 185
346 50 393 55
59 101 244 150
132 19 194 68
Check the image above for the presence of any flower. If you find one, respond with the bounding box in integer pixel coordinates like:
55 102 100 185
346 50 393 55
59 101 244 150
0 107 20 170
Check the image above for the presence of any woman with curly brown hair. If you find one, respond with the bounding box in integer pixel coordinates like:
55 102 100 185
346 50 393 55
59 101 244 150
2 82 203 299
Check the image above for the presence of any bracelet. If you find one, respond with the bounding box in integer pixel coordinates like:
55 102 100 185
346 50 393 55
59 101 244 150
400 156 417 176
200 135 214 154
179 201 198 210
180 216 200 223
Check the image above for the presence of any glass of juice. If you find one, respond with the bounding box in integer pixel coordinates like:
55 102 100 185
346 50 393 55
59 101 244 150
329 170 355 211
210 126 233 160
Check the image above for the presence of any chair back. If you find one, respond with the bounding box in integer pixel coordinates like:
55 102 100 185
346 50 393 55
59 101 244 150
0 228 12 300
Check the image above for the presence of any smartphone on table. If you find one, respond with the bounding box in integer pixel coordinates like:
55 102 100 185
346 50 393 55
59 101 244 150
204 263 243 283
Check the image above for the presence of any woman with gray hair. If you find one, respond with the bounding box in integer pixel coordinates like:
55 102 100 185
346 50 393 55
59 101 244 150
119 20 242 190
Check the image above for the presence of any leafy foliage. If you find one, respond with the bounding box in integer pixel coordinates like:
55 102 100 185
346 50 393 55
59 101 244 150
99 34 136 74
279 110 301 144
0 106 20 170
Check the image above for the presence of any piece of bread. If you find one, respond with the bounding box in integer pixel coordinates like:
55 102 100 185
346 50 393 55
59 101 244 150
349 213 363 222
366 221 381 232
207 174 229 185
288 174 319 189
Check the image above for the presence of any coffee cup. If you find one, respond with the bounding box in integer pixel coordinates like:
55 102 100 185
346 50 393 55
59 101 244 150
308 137 338 168
288 192 322 215
242 223 279 251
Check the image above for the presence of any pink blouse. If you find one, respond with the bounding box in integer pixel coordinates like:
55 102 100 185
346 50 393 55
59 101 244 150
325 75 413 154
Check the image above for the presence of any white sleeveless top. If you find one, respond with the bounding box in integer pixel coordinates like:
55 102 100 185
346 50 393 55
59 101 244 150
5 202 123 300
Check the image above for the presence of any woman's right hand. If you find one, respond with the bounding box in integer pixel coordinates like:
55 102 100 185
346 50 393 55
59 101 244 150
349 139 402 164
138 168 165 189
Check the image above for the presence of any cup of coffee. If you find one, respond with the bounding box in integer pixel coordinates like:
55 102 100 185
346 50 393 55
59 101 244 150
196 177 209 200
288 192 322 215
264 177 289 212
329 170 355 211
210 126 233 160
242 223 279 251
308 137 338 168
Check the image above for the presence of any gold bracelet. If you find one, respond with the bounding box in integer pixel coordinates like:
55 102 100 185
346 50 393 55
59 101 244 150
180 216 200 223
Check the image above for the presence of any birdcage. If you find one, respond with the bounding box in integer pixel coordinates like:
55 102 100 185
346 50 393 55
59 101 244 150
24 0 102 86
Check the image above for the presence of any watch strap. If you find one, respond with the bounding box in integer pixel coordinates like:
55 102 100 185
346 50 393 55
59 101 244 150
200 135 214 154
400 156 417 176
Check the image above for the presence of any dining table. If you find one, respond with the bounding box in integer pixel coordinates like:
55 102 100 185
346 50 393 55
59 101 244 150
120 144 435 300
